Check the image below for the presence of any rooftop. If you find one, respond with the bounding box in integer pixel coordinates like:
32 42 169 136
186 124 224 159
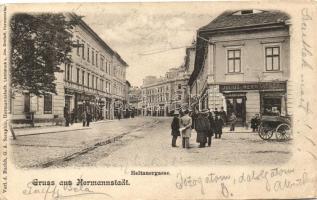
188 9 290 86
200 9 290 32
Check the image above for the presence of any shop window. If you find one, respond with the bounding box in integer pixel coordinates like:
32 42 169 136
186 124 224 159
262 97 281 115
265 46 280 71
227 49 241 73
44 94 53 114
24 93 30 113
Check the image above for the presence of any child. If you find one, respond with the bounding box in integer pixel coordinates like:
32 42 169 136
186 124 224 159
215 115 224 139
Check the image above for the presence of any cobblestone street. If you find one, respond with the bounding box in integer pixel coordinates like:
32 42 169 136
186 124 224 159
10 117 292 168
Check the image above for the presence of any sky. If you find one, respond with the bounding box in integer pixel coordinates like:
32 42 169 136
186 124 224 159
75 4 220 86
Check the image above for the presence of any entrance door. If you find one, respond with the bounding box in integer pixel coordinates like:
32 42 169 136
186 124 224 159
226 97 246 124
65 96 71 112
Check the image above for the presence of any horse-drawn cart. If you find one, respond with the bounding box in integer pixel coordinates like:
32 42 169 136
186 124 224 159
258 115 292 140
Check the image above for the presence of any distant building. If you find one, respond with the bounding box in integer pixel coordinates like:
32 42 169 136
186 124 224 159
188 9 292 125
141 63 194 116
128 86 142 116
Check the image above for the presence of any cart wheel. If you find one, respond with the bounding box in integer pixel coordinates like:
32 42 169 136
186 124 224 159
276 123 291 140
258 124 274 140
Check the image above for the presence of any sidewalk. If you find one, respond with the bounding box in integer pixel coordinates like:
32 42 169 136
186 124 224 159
12 118 139 137
222 126 254 133
13 123 91 137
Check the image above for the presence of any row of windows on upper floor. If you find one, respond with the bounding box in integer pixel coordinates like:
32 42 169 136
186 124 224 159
65 64 111 93
143 93 183 103
225 46 283 74
112 81 125 96
75 39 112 75
143 84 184 95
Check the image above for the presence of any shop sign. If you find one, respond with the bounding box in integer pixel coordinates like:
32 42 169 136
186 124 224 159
219 82 286 92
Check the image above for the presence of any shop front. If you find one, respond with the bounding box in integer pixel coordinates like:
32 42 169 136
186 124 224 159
219 81 287 124
223 92 246 124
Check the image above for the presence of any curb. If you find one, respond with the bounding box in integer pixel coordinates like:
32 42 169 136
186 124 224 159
15 127 92 137
30 120 157 168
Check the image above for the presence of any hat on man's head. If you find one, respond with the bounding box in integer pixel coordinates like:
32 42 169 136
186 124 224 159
174 110 180 115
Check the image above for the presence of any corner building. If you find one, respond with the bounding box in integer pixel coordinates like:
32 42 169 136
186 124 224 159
189 10 293 125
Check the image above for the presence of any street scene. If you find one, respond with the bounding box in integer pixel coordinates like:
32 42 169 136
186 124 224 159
9 7 293 168
11 117 292 168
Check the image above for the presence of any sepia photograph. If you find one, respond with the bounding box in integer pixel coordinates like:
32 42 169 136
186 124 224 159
9 7 293 168
0 1 316 199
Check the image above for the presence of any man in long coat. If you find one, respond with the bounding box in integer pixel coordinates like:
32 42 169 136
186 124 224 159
180 110 192 149
195 109 210 148
207 110 215 146
215 115 224 139
171 110 180 147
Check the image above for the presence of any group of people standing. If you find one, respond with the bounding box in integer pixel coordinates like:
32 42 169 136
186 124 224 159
63 107 92 127
171 107 233 148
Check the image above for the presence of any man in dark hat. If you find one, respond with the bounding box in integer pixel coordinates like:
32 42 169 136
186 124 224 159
195 109 210 148
207 109 215 146
171 110 180 147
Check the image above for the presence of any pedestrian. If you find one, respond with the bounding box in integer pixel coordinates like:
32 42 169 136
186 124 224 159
118 110 121 120
207 109 215 146
191 109 198 129
214 108 219 117
180 110 192 149
214 115 224 139
251 114 258 132
86 111 92 127
70 108 75 125
64 107 70 127
219 106 227 125
171 110 180 147
229 112 237 131
82 110 87 127
251 114 261 132
195 109 210 148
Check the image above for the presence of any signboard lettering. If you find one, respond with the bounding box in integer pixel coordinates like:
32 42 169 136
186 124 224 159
219 82 286 92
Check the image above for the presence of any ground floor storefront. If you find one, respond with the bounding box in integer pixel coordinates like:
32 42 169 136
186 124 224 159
194 81 289 125
64 88 114 122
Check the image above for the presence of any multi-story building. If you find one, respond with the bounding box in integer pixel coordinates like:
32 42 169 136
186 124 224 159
10 13 128 127
128 86 142 116
112 52 129 119
188 9 292 125
141 66 190 116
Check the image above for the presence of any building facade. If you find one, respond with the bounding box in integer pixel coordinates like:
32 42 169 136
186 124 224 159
128 86 142 116
10 13 128 127
189 9 292 125
141 66 190 116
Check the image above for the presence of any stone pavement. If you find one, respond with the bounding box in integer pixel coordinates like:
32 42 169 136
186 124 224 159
12 119 117 137
10 117 158 168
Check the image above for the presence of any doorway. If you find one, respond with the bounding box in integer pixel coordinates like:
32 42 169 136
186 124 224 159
226 96 246 124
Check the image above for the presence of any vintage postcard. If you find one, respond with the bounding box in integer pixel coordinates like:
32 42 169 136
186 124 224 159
0 1 317 199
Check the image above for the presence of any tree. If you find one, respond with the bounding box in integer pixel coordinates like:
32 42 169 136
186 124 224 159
10 13 80 96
